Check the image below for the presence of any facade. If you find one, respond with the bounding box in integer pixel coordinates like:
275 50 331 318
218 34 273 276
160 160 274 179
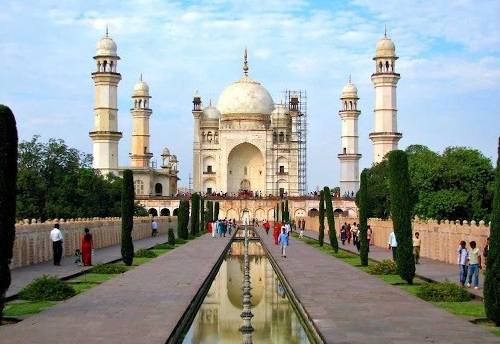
338 77 361 196
192 50 305 197
89 31 179 196
369 33 402 163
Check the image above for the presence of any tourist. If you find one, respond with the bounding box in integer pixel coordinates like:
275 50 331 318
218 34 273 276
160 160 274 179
467 241 482 289
273 222 281 245
413 232 421 264
352 222 358 246
211 221 217 238
367 225 373 252
81 227 93 266
50 223 64 266
151 219 158 237
340 225 346 245
74 249 82 266
278 227 290 258
387 230 397 261
483 237 490 270
457 241 469 287
285 222 291 237
346 224 352 244
264 220 270 235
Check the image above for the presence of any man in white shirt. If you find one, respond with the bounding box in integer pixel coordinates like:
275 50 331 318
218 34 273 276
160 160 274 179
151 219 158 237
387 231 397 261
50 223 64 266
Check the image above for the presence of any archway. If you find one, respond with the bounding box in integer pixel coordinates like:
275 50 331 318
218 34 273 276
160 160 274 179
155 183 163 196
227 143 264 195
148 208 158 217
173 208 179 216
160 208 170 216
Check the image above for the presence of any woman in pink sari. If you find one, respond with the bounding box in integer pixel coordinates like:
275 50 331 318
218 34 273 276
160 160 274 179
81 228 93 266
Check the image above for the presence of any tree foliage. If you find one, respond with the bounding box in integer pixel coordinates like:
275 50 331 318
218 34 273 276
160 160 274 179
16 135 122 221
324 186 338 253
0 105 18 325
388 150 415 285
358 170 369 266
120 169 134 266
362 144 494 222
485 138 500 326
177 200 190 240
318 190 325 247
214 201 220 221
190 193 200 236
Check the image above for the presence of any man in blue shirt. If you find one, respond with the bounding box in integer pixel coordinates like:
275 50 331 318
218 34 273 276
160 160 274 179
278 228 290 258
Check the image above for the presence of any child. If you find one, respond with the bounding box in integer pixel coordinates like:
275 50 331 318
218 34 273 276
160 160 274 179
74 249 82 266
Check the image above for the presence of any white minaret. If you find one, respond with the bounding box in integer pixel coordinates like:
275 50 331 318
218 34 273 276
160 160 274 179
130 75 153 168
89 29 122 175
338 76 361 196
369 31 402 163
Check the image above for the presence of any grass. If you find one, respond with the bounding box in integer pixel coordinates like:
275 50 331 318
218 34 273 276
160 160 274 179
3 301 57 317
436 301 486 318
71 282 98 294
71 273 116 283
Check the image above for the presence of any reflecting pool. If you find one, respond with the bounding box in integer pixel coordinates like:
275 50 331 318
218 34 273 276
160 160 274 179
182 240 311 343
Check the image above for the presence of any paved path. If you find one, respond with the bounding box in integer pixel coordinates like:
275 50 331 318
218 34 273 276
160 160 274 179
1 227 497 343
300 229 485 299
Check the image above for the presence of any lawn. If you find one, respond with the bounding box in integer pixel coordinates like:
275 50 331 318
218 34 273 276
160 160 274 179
3 301 57 317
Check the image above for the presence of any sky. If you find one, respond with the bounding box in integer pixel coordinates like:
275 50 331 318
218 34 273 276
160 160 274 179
1 0 499 191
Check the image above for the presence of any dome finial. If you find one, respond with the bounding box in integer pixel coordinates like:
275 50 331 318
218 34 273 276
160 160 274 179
140 73 143 81
384 24 387 38
243 47 249 75
349 73 351 83
209 97 212 106
106 24 109 37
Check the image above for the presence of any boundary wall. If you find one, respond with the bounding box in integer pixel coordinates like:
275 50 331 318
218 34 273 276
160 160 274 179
305 216 490 265
11 217 177 269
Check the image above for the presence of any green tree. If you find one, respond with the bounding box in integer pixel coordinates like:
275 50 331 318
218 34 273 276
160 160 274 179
388 150 415 284
0 105 18 325
121 169 134 266
214 201 220 221
167 228 176 246
358 170 369 266
200 198 205 233
324 186 338 253
206 201 213 223
318 190 325 247
363 160 390 219
190 193 200 236
177 200 190 240
485 138 500 326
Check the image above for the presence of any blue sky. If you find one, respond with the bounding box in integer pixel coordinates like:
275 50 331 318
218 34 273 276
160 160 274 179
1 0 499 191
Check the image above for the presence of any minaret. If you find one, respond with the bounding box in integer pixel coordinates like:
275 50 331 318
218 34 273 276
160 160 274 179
338 76 361 196
89 29 122 175
369 30 402 163
192 90 202 192
129 75 153 168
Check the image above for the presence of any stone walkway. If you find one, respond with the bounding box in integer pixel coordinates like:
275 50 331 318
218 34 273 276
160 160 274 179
0 227 497 343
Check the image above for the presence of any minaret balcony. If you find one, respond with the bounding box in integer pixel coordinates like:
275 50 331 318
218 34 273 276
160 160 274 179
203 171 216 175
337 153 362 160
276 171 288 175
369 132 402 139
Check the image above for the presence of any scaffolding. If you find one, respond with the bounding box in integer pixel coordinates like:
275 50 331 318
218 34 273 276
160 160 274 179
285 90 307 196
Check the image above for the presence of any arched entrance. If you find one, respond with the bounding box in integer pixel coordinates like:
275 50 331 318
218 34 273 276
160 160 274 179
160 208 170 216
227 143 264 195
148 208 158 217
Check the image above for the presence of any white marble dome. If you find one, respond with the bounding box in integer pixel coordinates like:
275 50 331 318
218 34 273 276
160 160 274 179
342 81 358 97
217 75 274 115
375 36 396 58
161 148 170 156
271 103 290 118
133 80 149 96
96 36 118 57
202 105 221 120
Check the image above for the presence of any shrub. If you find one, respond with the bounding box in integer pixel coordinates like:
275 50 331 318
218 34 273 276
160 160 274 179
154 243 173 250
134 248 158 258
90 263 128 274
367 260 398 275
416 280 474 302
18 275 76 301
121 169 134 266
168 228 176 246
176 238 187 245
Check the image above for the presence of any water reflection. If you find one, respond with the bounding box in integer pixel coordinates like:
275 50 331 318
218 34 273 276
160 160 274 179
182 240 310 344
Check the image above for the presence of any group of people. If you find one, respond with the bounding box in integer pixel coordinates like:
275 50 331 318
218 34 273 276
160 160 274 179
50 224 93 267
207 218 236 238
340 222 373 252
458 238 490 289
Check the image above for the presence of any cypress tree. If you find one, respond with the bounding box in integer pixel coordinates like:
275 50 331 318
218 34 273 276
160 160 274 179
167 228 176 246
190 193 200 236
177 200 189 240
318 190 325 247
485 138 500 326
388 150 415 284
324 186 339 253
0 105 18 325
206 201 213 223
281 202 285 222
214 201 220 221
359 170 369 266
284 199 290 223
121 169 134 266
200 198 205 233
276 203 279 222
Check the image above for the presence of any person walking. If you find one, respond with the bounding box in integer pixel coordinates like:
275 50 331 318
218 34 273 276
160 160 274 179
483 237 490 270
151 219 158 237
387 230 397 261
278 227 290 258
413 232 421 264
50 223 64 266
81 227 93 266
467 241 482 289
457 241 469 287
340 226 346 245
